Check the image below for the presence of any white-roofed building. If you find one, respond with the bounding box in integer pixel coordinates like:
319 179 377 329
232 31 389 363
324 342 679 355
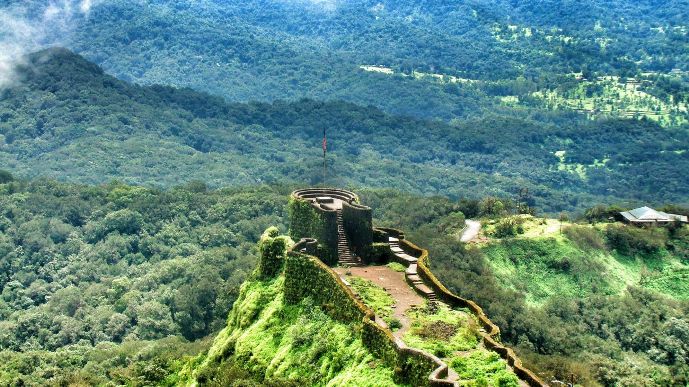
619 206 688 225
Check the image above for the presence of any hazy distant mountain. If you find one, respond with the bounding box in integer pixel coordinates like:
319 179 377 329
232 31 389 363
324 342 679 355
3 0 688 120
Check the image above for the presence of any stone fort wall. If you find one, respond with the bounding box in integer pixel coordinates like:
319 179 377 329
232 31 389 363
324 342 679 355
284 189 545 386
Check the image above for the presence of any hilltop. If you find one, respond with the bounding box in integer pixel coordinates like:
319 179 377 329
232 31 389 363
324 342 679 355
428 211 689 385
1 175 687 386
181 190 539 386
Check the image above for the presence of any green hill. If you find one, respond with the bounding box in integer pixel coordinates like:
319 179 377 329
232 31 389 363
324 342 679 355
179 231 402 387
427 213 689 385
1 48 688 213
4 0 685 124
481 216 689 304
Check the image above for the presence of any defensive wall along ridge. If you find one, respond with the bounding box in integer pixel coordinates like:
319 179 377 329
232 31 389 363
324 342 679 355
285 188 546 387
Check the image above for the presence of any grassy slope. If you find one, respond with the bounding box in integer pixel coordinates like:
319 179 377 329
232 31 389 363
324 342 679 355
480 217 689 305
181 275 401 387
347 276 520 386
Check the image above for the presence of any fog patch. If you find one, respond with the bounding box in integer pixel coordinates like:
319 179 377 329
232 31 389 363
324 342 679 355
0 0 96 88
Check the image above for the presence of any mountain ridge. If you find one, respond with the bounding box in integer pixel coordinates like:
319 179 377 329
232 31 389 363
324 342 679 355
1 48 688 212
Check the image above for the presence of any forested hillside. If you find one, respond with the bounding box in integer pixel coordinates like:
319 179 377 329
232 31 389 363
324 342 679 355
3 175 688 386
1 0 689 385
4 0 689 122
1 49 688 213
0 176 289 385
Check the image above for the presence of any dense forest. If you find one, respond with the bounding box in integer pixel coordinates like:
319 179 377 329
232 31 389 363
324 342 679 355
1 174 688 385
1 49 688 215
3 0 689 123
0 175 289 385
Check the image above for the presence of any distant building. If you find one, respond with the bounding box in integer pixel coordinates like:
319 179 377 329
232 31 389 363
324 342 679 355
619 206 688 225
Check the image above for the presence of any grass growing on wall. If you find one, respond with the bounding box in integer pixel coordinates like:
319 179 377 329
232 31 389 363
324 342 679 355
386 262 407 272
347 276 396 327
450 349 520 387
402 303 519 385
344 272 521 384
184 275 403 387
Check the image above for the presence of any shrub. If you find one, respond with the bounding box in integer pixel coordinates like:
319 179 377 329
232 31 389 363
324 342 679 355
479 197 506 217
563 225 606 250
605 224 667 256
436 211 466 234
418 321 457 341
584 205 626 223
386 262 406 272
387 318 402 330
658 205 689 217
85 209 144 242
492 216 525 238
458 199 480 218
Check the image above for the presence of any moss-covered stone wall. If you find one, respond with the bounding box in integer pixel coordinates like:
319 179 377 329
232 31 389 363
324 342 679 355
257 227 293 279
415 242 546 387
288 196 338 265
284 238 449 386
284 245 369 322
342 201 373 260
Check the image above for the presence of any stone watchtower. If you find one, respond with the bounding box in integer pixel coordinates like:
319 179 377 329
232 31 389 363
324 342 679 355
288 188 373 266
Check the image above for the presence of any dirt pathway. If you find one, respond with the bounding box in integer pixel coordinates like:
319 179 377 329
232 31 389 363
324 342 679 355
334 265 424 338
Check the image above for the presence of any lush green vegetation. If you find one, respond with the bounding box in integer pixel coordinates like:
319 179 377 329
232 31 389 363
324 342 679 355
183 273 402 387
2 1 689 383
2 48 688 214
346 276 396 328
344 272 518 385
450 350 520 387
25 0 688 124
483 217 689 304
403 304 480 357
358 190 689 385
0 177 289 385
1 174 688 385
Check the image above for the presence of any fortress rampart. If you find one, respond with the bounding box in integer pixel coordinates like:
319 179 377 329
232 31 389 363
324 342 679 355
282 188 546 386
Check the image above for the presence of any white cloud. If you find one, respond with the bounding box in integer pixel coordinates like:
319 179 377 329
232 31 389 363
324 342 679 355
276 0 339 13
80 0 92 13
0 0 97 88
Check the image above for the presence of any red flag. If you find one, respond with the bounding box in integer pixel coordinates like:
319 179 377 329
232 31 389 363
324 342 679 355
322 129 327 153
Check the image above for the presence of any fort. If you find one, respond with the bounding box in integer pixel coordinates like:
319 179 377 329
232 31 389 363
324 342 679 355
282 188 546 386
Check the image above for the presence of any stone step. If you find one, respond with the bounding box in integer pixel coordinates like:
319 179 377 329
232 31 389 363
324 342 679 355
395 253 417 264
407 274 422 282
414 283 435 297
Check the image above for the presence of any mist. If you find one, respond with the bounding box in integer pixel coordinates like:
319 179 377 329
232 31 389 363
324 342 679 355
0 0 94 88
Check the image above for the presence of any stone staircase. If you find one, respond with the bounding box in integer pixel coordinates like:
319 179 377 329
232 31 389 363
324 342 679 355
390 237 439 304
337 210 363 267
